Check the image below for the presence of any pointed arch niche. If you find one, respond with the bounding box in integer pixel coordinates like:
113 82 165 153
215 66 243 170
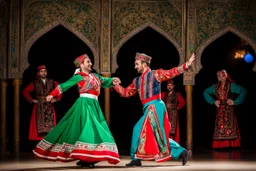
20 24 98 144
111 22 184 73
21 21 99 74
21 24 96 94
110 25 187 149
196 26 256 73
193 28 256 149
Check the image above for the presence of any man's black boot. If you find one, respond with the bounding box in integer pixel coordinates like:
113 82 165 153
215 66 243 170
125 159 142 167
181 150 192 166
76 161 95 168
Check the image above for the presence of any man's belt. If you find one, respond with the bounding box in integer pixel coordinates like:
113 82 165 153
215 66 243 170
142 94 161 105
37 96 47 102
166 104 177 108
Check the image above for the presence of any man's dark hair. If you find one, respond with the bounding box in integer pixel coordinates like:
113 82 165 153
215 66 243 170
141 61 150 67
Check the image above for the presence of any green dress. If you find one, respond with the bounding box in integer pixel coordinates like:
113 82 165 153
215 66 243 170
33 72 120 164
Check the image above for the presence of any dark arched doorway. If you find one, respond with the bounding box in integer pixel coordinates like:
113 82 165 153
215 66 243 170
194 32 256 151
110 27 185 154
20 25 95 152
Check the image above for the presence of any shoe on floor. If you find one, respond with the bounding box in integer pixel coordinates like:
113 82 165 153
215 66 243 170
125 160 142 167
181 150 192 166
76 161 95 168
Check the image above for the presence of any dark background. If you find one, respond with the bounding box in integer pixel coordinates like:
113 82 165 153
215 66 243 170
6 25 256 154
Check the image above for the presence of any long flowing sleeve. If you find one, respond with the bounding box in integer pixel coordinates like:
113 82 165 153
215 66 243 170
50 75 83 97
94 73 113 88
231 83 247 105
53 81 62 101
113 79 137 98
203 84 216 105
22 82 34 103
161 92 166 100
177 92 186 110
153 64 188 82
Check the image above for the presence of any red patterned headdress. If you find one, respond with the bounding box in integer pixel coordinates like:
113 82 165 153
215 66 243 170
167 79 175 85
74 54 89 68
135 53 152 63
37 65 46 71
217 70 235 83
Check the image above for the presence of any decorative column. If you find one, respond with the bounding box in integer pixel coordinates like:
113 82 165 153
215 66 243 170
12 79 22 154
101 73 111 126
100 0 112 126
183 0 196 151
0 80 8 154
0 0 8 155
185 85 193 150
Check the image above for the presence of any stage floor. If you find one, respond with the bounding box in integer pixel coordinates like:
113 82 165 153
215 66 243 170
1 150 256 171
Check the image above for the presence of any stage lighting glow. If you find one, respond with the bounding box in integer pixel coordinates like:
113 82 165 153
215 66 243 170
244 53 254 63
234 50 246 59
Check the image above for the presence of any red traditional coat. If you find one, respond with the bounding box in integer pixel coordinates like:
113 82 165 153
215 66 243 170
161 91 185 144
22 78 61 140
204 82 247 148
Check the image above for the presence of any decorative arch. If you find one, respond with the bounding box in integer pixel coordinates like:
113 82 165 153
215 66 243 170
111 22 183 73
196 26 256 73
21 21 99 73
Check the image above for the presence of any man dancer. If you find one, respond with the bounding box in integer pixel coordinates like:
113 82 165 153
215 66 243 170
114 52 195 166
203 70 247 149
23 65 61 141
161 79 186 144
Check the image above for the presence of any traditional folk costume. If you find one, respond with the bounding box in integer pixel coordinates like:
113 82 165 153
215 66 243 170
23 65 61 141
161 80 186 144
114 53 187 163
203 70 247 148
33 54 120 164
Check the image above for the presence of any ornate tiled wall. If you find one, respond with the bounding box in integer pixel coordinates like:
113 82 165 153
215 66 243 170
20 0 100 75
101 0 111 73
8 0 20 78
1 0 256 82
111 0 184 72
194 0 256 73
0 0 8 79
182 0 256 84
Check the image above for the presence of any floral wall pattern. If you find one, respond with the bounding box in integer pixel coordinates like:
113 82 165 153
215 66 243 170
23 0 99 46
0 0 8 79
2 0 256 80
195 0 256 73
20 0 100 75
113 0 182 48
101 0 111 73
8 0 20 78
112 0 183 72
